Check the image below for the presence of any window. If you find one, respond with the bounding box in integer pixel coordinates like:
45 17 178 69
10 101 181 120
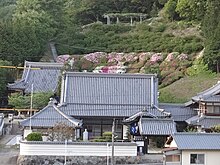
214 106 220 114
190 154 204 164
166 155 180 162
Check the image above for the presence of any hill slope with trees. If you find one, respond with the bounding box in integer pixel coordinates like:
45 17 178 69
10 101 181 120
0 0 220 104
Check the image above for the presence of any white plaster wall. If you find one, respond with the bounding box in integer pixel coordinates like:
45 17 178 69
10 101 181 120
23 129 32 138
20 142 137 156
182 150 220 165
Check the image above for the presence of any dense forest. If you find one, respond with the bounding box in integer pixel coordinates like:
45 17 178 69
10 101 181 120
0 0 220 104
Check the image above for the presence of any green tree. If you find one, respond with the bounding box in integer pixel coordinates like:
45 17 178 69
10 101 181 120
0 60 14 98
186 59 213 76
176 0 207 21
202 0 220 72
158 0 169 5
0 2 16 21
163 0 178 20
8 92 53 109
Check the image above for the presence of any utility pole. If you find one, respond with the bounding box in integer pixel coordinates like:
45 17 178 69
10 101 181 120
64 139 67 165
29 84 33 130
111 118 115 165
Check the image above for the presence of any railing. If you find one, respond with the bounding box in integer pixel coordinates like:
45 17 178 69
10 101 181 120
20 141 137 156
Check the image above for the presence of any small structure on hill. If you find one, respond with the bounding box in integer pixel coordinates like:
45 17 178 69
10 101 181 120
103 13 148 25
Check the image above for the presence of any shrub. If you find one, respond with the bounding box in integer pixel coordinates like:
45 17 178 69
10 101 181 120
153 24 167 32
91 131 112 142
26 132 43 141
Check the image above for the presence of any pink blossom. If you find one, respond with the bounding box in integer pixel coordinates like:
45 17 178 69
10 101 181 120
93 65 127 74
83 52 107 63
150 53 163 64
56 55 70 63
107 52 125 63
165 53 174 62
124 53 137 62
138 52 152 61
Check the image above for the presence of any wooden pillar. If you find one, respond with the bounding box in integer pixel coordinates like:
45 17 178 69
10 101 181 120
107 15 111 25
130 16 133 26
101 120 103 136
116 17 119 24
140 16 143 23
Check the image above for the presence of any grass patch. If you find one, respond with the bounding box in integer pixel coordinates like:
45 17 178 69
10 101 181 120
159 73 219 103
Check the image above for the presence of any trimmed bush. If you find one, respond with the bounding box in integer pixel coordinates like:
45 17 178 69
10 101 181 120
26 132 43 141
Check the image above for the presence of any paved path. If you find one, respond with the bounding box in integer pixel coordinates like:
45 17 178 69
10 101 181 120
0 118 21 165
0 148 19 165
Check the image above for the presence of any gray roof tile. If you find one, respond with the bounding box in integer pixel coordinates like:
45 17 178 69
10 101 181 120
139 118 176 135
20 102 82 128
172 132 220 150
60 104 168 117
186 115 220 128
201 95 220 102
8 61 63 93
186 82 220 105
63 72 158 106
159 103 196 121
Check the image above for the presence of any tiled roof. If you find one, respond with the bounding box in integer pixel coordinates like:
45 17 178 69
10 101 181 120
20 101 82 128
8 61 63 93
62 72 158 106
184 82 220 106
20 141 137 146
139 118 176 135
186 115 220 128
159 103 196 121
201 95 220 103
192 82 220 101
172 132 220 150
59 103 168 117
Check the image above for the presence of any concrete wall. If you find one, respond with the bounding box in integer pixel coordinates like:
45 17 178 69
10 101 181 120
17 155 163 165
182 150 220 165
20 141 137 156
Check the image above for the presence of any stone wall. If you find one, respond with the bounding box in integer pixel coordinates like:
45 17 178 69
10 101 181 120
17 155 163 165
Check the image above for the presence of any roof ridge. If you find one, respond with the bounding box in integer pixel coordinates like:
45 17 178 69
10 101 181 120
65 71 157 78
25 61 64 67
196 82 220 97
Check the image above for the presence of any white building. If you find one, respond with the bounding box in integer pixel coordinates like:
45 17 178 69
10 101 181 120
163 132 220 165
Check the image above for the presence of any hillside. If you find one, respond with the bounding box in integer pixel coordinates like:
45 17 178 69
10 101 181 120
159 74 220 103
56 20 203 55
56 49 216 104
0 0 220 104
